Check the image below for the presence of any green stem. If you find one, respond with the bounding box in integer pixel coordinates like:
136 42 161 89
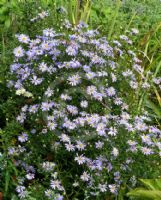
108 0 121 40
125 11 137 33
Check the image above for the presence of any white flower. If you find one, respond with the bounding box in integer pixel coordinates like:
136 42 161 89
13 46 24 57
86 72 96 79
38 11 49 19
39 62 48 72
106 87 116 96
112 147 119 157
16 87 33 98
68 74 81 86
73 182 79 187
65 143 75 151
45 189 53 198
95 141 104 149
47 121 57 130
18 34 30 43
43 28 55 37
141 147 153 155
45 88 53 97
60 94 72 101
86 85 97 95
80 100 88 108
96 123 106 136
141 135 152 145
75 155 86 165
24 91 33 97
59 134 71 143
42 162 56 172
109 184 117 194
131 28 139 34
26 173 35 180
98 184 107 192
80 171 90 181
50 180 63 191
67 105 78 115
16 88 26 95
108 127 117 136
76 141 86 151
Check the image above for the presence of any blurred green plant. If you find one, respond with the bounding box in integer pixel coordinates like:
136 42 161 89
127 179 161 200
68 0 91 25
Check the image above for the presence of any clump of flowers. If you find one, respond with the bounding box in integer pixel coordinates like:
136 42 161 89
8 22 161 199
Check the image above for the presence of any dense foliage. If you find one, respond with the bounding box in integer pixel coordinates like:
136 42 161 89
0 0 161 200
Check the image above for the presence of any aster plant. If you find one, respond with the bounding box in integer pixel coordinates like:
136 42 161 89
5 21 161 199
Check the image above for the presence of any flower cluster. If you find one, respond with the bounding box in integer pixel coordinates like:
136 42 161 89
8 22 161 199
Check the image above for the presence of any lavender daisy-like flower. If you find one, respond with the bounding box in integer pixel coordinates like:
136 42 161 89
141 147 153 155
80 171 90 181
109 184 117 194
31 75 43 85
50 180 64 191
55 194 64 200
41 41 52 51
45 87 53 97
41 102 53 111
108 127 117 136
38 10 49 19
26 173 35 180
29 105 39 113
45 189 53 198
95 141 104 149
13 46 24 57
141 135 152 145
60 93 72 101
66 44 78 56
106 87 116 96
98 183 107 192
59 134 71 143
42 161 56 172
18 133 28 143
47 121 57 130
112 147 119 157
96 123 106 136
76 141 86 151
86 85 97 95
86 71 96 79
75 154 86 165
67 105 78 115
43 28 55 37
18 34 30 44
67 74 81 86
39 62 48 72
80 100 88 108
131 28 139 35
65 143 75 152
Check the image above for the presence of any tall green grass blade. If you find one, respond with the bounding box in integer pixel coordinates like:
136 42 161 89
140 179 161 191
146 99 161 119
108 0 121 40
127 189 161 200
154 61 161 77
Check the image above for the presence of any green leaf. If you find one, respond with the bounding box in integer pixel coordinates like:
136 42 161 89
5 170 10 194
11 194 19 200
127 189 161 200
0 6 9 15
0 15 6 22
0 0 7 6
145 99 161 119
140 179 161 190
4 17 11 28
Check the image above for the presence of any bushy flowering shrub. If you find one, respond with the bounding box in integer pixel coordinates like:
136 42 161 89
7 22 161 199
